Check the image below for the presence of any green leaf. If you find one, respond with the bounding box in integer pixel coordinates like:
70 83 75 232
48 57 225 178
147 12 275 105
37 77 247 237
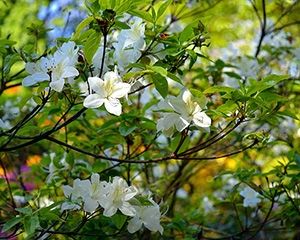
42 212 63 221
84 30 102 65
180 19 199 44
258 92 284 104
231 90 250 102
24 215 39 235
114 20 130 30
111 213 127 229
277 110 299 120
15 208 32 216
151 73 168 98
127 9 152 22
0 39 17 46
264 115 279 125
119 122 136 136
19 94 35 111
78 29 94 42
261 74 290 85
204 86 236 94
65 153 74 167
157 0 172 21
150 66 167 77
33 96 43 105
224 71 242 79
167 72 182 85
91 1 101 14
73 17 94 40
151 6 157 22
186 49 197 70
4 53 22 75
142 99 160 115
171 134 189 154
1 217 23 233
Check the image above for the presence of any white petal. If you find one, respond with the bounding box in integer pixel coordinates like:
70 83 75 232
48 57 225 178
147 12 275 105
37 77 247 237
103 204 117 217
103 71 121 84
175 116 190 132
144 220 164 235
193 112 211 128
163 113 179 130
104 98 122 116
50 79 65 92
123 187 137 201
83 196 99 212
62 185 73 198
119 201 136 216
88 77 106 96
128 218 143 233
83 94 105 108
110 82 131 99
25 62 39 74
91 173 100 184
62 66 79 78
22 73 49 86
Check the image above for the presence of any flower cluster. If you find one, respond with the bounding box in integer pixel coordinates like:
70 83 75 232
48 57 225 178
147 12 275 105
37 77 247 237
22 42 79 92
113 17 145 73
62 173 163 234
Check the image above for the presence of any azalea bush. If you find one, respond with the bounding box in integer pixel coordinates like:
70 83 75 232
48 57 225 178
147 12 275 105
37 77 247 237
0 0 300 239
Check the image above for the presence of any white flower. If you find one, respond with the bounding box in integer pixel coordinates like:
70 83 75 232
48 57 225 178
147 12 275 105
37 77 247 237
128 197 163 235
157 89 211 136
80 173 108 213
240 186 261 208
62 179 85 211
55 41 79 66
83 69 131 116
98 176 137 217
54 41 79 84
22 54 79 92
112 41 141 72
117 17 145 50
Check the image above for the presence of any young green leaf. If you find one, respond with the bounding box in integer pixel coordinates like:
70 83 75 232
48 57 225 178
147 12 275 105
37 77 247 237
73 17 94 40
157 0 172 21
84 30 102 65
24 216 39 235
151 73 168 98
111 213 127 229
1 217 23 233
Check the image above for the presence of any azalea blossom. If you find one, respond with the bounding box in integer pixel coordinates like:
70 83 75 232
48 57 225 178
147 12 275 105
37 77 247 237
62 179 85 211
79 173 108 212
240 186 262 208
55 41 79 66
117 17 146 51
98 176 137 217
112 41 141 72
62 174 108 212
127 197 163 235
22 54 79 92
83 69 131 116
157 89 211 136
